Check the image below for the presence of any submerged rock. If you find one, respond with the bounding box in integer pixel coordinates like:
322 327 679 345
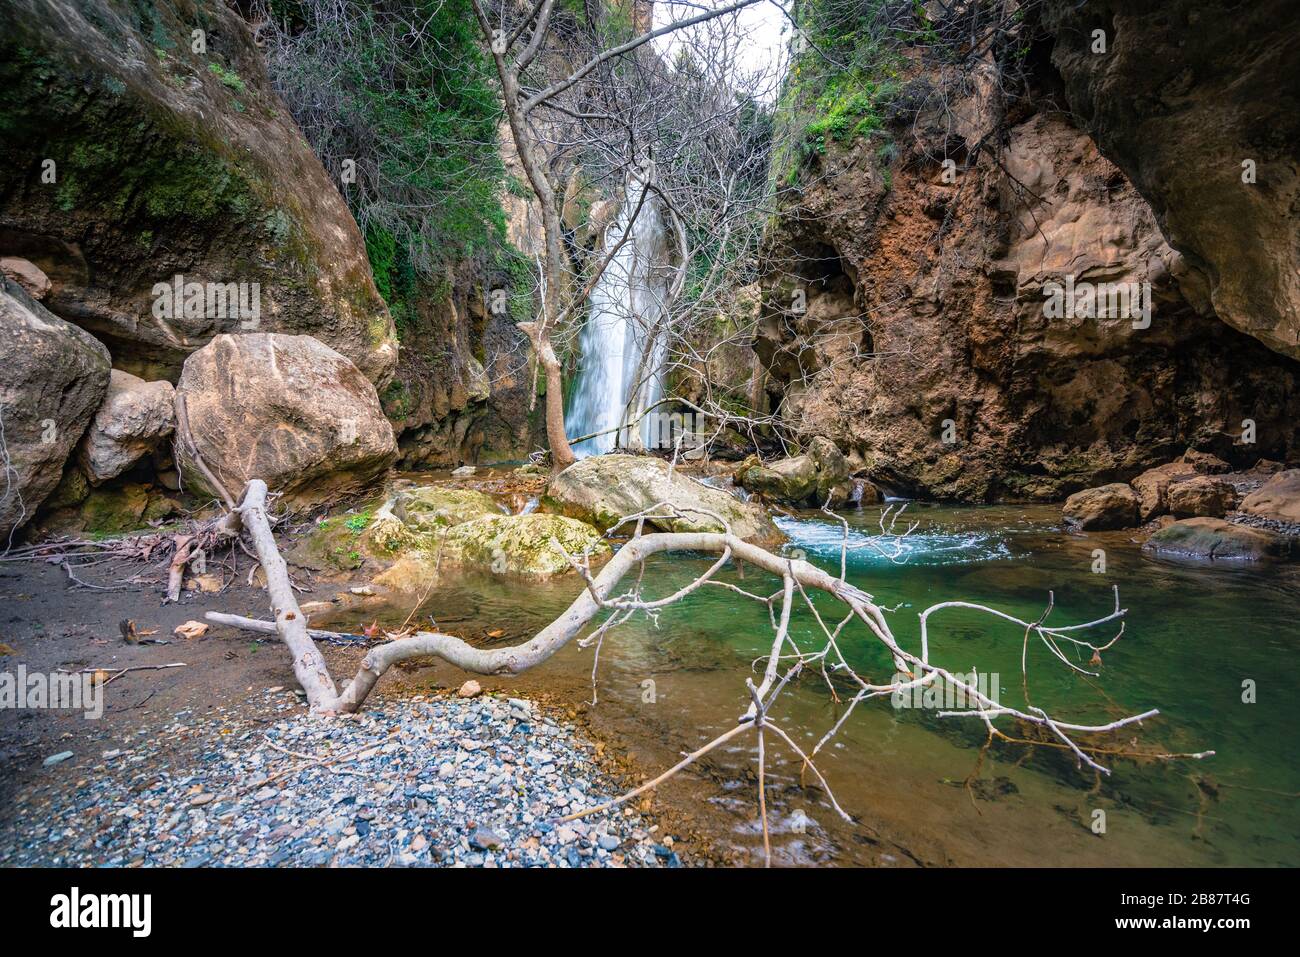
77 370 175 484
175 334 395 507
0 277 110 539
1062 483 1140 530
1239 469 1300 523
1143 517 1294 563
546 454 782 544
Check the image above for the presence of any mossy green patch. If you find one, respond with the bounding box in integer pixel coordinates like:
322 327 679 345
440 514 610 578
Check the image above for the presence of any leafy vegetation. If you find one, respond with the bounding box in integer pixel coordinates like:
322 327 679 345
262 0 517 324
770 0 911 186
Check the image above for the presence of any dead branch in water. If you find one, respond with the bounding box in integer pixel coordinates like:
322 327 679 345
209 478 1212 866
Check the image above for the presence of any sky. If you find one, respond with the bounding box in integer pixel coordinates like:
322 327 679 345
652 0 793 99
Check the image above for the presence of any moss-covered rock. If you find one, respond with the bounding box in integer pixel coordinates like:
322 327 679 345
546 454 782 544
0 0 396 383
45 468 91 510
1143 518 1294 563
396 487 504 531
366 488 609 590
441 514 610 579
79 483 176 535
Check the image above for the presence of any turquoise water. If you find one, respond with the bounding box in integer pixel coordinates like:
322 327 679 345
349 502 1300 865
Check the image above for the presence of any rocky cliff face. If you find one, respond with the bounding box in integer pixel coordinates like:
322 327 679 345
0 0 397 383
759 14 1300 502
1041 0 1300 360
383 257 543 469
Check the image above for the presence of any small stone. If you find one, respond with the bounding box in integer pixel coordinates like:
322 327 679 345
469 827 504 850
43 751 73 767
457 680 482 699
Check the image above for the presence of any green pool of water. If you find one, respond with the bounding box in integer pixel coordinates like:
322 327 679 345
351 502 1300 866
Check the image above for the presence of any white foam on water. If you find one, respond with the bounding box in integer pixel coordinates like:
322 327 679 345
775 515 1012 566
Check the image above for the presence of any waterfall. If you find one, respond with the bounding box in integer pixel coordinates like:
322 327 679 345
565 179 671 457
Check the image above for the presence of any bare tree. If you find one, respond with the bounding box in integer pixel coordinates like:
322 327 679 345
467 0 783 469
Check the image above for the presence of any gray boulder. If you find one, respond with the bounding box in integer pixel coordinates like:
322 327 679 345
175 334 396 507
546 454 782 544
738 436 853 507
0 277 110 539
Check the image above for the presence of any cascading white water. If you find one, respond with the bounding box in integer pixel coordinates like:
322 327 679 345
565 179 671 456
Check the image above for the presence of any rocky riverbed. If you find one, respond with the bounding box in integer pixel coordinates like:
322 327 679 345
0 688 683 868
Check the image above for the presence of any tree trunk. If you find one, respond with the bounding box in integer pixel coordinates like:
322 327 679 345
520 322 576 471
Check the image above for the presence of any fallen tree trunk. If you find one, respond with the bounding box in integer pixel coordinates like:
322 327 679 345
231 479 339 709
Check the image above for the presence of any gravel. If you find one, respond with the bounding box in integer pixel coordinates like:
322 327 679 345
0 691 684 868
1228 510 1300 538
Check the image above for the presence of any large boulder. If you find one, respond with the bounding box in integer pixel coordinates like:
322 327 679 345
739 436 852 507
739 454 818 504
1062 483 1140 530
175 334 396 506
1144 518 1294 563
0 0 396 383
1166 476 1237 519
546 454 782 544
1239 470 1300 523
1130 461 1200 520
338 487 609 589
0 257 50 300
395 487 504 531
0 277 110 539
77 370 175 484
1180 449 1232 475
1239 469 1300 523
